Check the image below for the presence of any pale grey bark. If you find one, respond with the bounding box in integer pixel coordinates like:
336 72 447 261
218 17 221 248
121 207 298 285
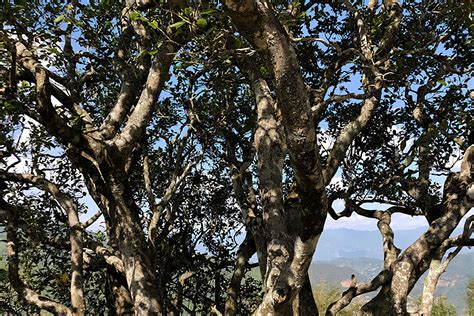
0 172 85 314
14 41 81 145
0 199 73 315
362 145 474 315
225 232 256 315
323 84 382 183
223 1 396 313
113 42 177 156
82 210 102 229
419 248 460 315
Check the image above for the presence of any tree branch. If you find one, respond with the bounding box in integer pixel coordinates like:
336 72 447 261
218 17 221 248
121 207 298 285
323 82 382 184
224 231 257 315
0 198 73 315
148 152 202 246
82 210 102 229
112 42 178 155
0 171 85 313
13 40 82 146
326 270 392 315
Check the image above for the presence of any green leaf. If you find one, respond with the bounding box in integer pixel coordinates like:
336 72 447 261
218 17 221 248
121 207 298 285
148 20 158 29
129 10 141 21
400 138 407 151
148 50 158 55
201 8 217 16
438 79 448 87
169 21 186 29
2 100 15 110
196 18 207 28
206 26 216 36
135 50 145 60
48 48 62 55
54 15 65 23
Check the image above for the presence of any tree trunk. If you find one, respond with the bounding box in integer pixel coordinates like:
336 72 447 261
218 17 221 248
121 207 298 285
360 285 392 315
104 175 164 314
73 151 165 314
419 247 461 315
297 276 318 316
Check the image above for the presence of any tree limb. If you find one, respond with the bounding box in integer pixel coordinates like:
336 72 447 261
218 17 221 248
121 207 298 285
0 171 85 313
0 198 73 315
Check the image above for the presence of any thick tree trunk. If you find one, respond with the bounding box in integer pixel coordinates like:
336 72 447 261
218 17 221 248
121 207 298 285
360 285 392 315
298 276 318 315
243 62 320 315
104 175 164 314
74 153 164 314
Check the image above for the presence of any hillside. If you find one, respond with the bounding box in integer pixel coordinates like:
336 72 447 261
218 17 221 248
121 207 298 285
310 253 474 314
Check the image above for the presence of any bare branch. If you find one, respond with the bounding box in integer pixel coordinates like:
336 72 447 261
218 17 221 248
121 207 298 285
326 270 392 315
0 199 73 315
225 232 256 315
0 171 85 312
148 153 202 245
113 42 178 155
323 81 382 184
82 210 102 229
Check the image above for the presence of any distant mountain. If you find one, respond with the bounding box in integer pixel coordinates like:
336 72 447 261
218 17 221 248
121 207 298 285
315 227 473 261
311 228 474 314
308 262 369 287
309 253 474 314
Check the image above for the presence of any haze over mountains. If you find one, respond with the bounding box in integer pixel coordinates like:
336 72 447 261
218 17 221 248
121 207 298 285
311 228 474 314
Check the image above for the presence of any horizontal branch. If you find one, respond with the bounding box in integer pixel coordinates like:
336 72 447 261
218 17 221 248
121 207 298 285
326 270 392 315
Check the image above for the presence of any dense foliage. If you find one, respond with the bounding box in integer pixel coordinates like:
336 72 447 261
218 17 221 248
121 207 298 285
0 0 472 314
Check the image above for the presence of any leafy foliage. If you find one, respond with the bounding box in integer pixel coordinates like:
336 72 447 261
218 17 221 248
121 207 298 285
0 0 472 314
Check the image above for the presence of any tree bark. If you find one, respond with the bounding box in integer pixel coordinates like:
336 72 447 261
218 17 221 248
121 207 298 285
224 2 326 313
1 199 73 315
418 250 458 316
362 146 474 315
225 232 256 315
105 266 135 315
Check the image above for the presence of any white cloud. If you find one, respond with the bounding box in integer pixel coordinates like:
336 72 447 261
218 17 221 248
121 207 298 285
325 213 377 230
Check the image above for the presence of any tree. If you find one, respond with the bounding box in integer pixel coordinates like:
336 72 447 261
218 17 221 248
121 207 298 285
415 296 457 316
468 277 474 316
1 0 472 315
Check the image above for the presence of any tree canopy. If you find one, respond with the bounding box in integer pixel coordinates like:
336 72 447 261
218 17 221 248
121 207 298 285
0 0 473 315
